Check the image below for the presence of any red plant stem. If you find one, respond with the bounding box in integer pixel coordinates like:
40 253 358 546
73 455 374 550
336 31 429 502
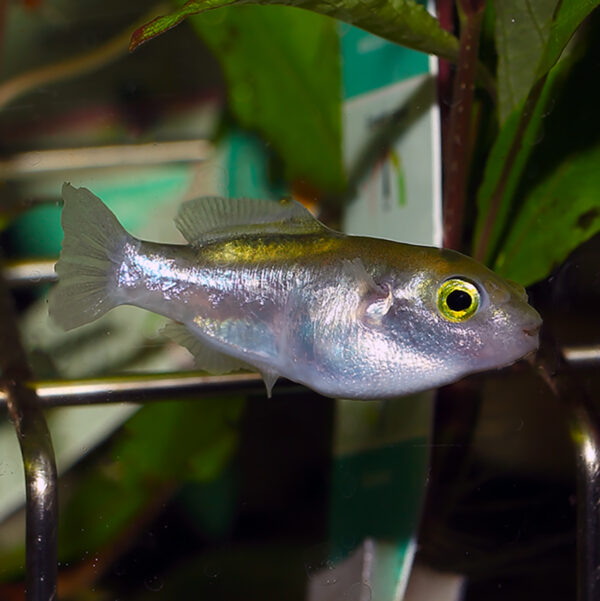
0 0 7 62
442 0 485 251
436 0 454 169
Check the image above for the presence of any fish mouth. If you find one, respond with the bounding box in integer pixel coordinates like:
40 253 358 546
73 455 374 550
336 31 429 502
523 324 541 337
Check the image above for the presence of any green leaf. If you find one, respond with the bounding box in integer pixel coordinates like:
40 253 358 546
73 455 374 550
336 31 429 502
495 0 558 123
495 145 600 286
130 0 459 62
536 0 600 77
58 397 244 560
473 0 599 262
130 0 460 192
493 0 600 123
188 6 344 192
472 65 561 263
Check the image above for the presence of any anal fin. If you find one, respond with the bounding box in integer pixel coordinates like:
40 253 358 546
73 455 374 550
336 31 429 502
260 370 279 398
161 321 250 374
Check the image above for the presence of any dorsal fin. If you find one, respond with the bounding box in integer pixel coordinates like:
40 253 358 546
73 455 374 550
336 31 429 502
175 196 325 247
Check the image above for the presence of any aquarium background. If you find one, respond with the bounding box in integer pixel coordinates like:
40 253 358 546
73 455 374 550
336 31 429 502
0 1 598 600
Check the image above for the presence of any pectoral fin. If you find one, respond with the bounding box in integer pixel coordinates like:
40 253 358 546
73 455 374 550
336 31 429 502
342 259 393 322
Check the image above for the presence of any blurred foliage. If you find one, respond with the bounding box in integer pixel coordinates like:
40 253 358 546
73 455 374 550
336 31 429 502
2 0 600 596
59 396 244 560
472 0 600 269
472 50 570 264
130 0 461 195
474 2 600 279
496 145 600 286
494 0 557 124
132 0 600 287
187 5 344 192
130 0 460 61
0 396 244 581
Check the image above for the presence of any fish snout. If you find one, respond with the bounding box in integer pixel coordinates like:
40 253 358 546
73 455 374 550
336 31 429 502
521 311 542 345
523 322 541 337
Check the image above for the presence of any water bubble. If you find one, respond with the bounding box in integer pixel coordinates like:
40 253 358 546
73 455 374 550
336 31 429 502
307 559 338 585
304 545 340 586
304 543 333 580
343 582 372 601
144 575 164 592
203 562 220 579
305 557 334 580
542 97 556 117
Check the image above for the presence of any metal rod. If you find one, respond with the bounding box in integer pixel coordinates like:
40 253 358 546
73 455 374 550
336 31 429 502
0 270 57 601
572 404 600 601
562 346 600 366
7 385 58 601
4 258 56 287
0 140 213 179
537 329 600 601
0 371 299 409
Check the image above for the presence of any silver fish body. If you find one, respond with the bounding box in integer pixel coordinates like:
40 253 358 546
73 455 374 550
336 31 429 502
50 184 542 399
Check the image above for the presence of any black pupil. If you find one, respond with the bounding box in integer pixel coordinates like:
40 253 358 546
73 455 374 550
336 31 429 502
446 289 472 312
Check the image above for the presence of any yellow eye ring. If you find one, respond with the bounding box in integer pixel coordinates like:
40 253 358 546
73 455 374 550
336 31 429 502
437 279 480 322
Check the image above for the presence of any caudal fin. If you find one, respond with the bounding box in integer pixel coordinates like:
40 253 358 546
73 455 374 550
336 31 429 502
49 183 133 330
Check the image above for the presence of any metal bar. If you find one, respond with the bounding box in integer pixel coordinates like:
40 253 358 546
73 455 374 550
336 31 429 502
572 406 600 601
537 329 600 601
4 259 56 287
562 346 600 366
7 385 58 601
0 372 300 409
0 270 57 601
0 140 213 178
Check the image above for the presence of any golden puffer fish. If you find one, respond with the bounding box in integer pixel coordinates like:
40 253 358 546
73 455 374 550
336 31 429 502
49 184 541 399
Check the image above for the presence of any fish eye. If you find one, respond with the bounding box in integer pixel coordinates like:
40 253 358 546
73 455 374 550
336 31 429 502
437 278 480 322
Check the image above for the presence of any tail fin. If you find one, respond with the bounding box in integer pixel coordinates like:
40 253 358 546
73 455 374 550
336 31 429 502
49 183 133 330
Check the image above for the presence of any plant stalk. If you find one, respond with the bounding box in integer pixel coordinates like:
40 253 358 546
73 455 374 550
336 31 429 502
0 5 167 111
442 0 485 250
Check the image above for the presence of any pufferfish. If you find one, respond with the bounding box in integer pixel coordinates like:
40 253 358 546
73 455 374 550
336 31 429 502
48 184 541 399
